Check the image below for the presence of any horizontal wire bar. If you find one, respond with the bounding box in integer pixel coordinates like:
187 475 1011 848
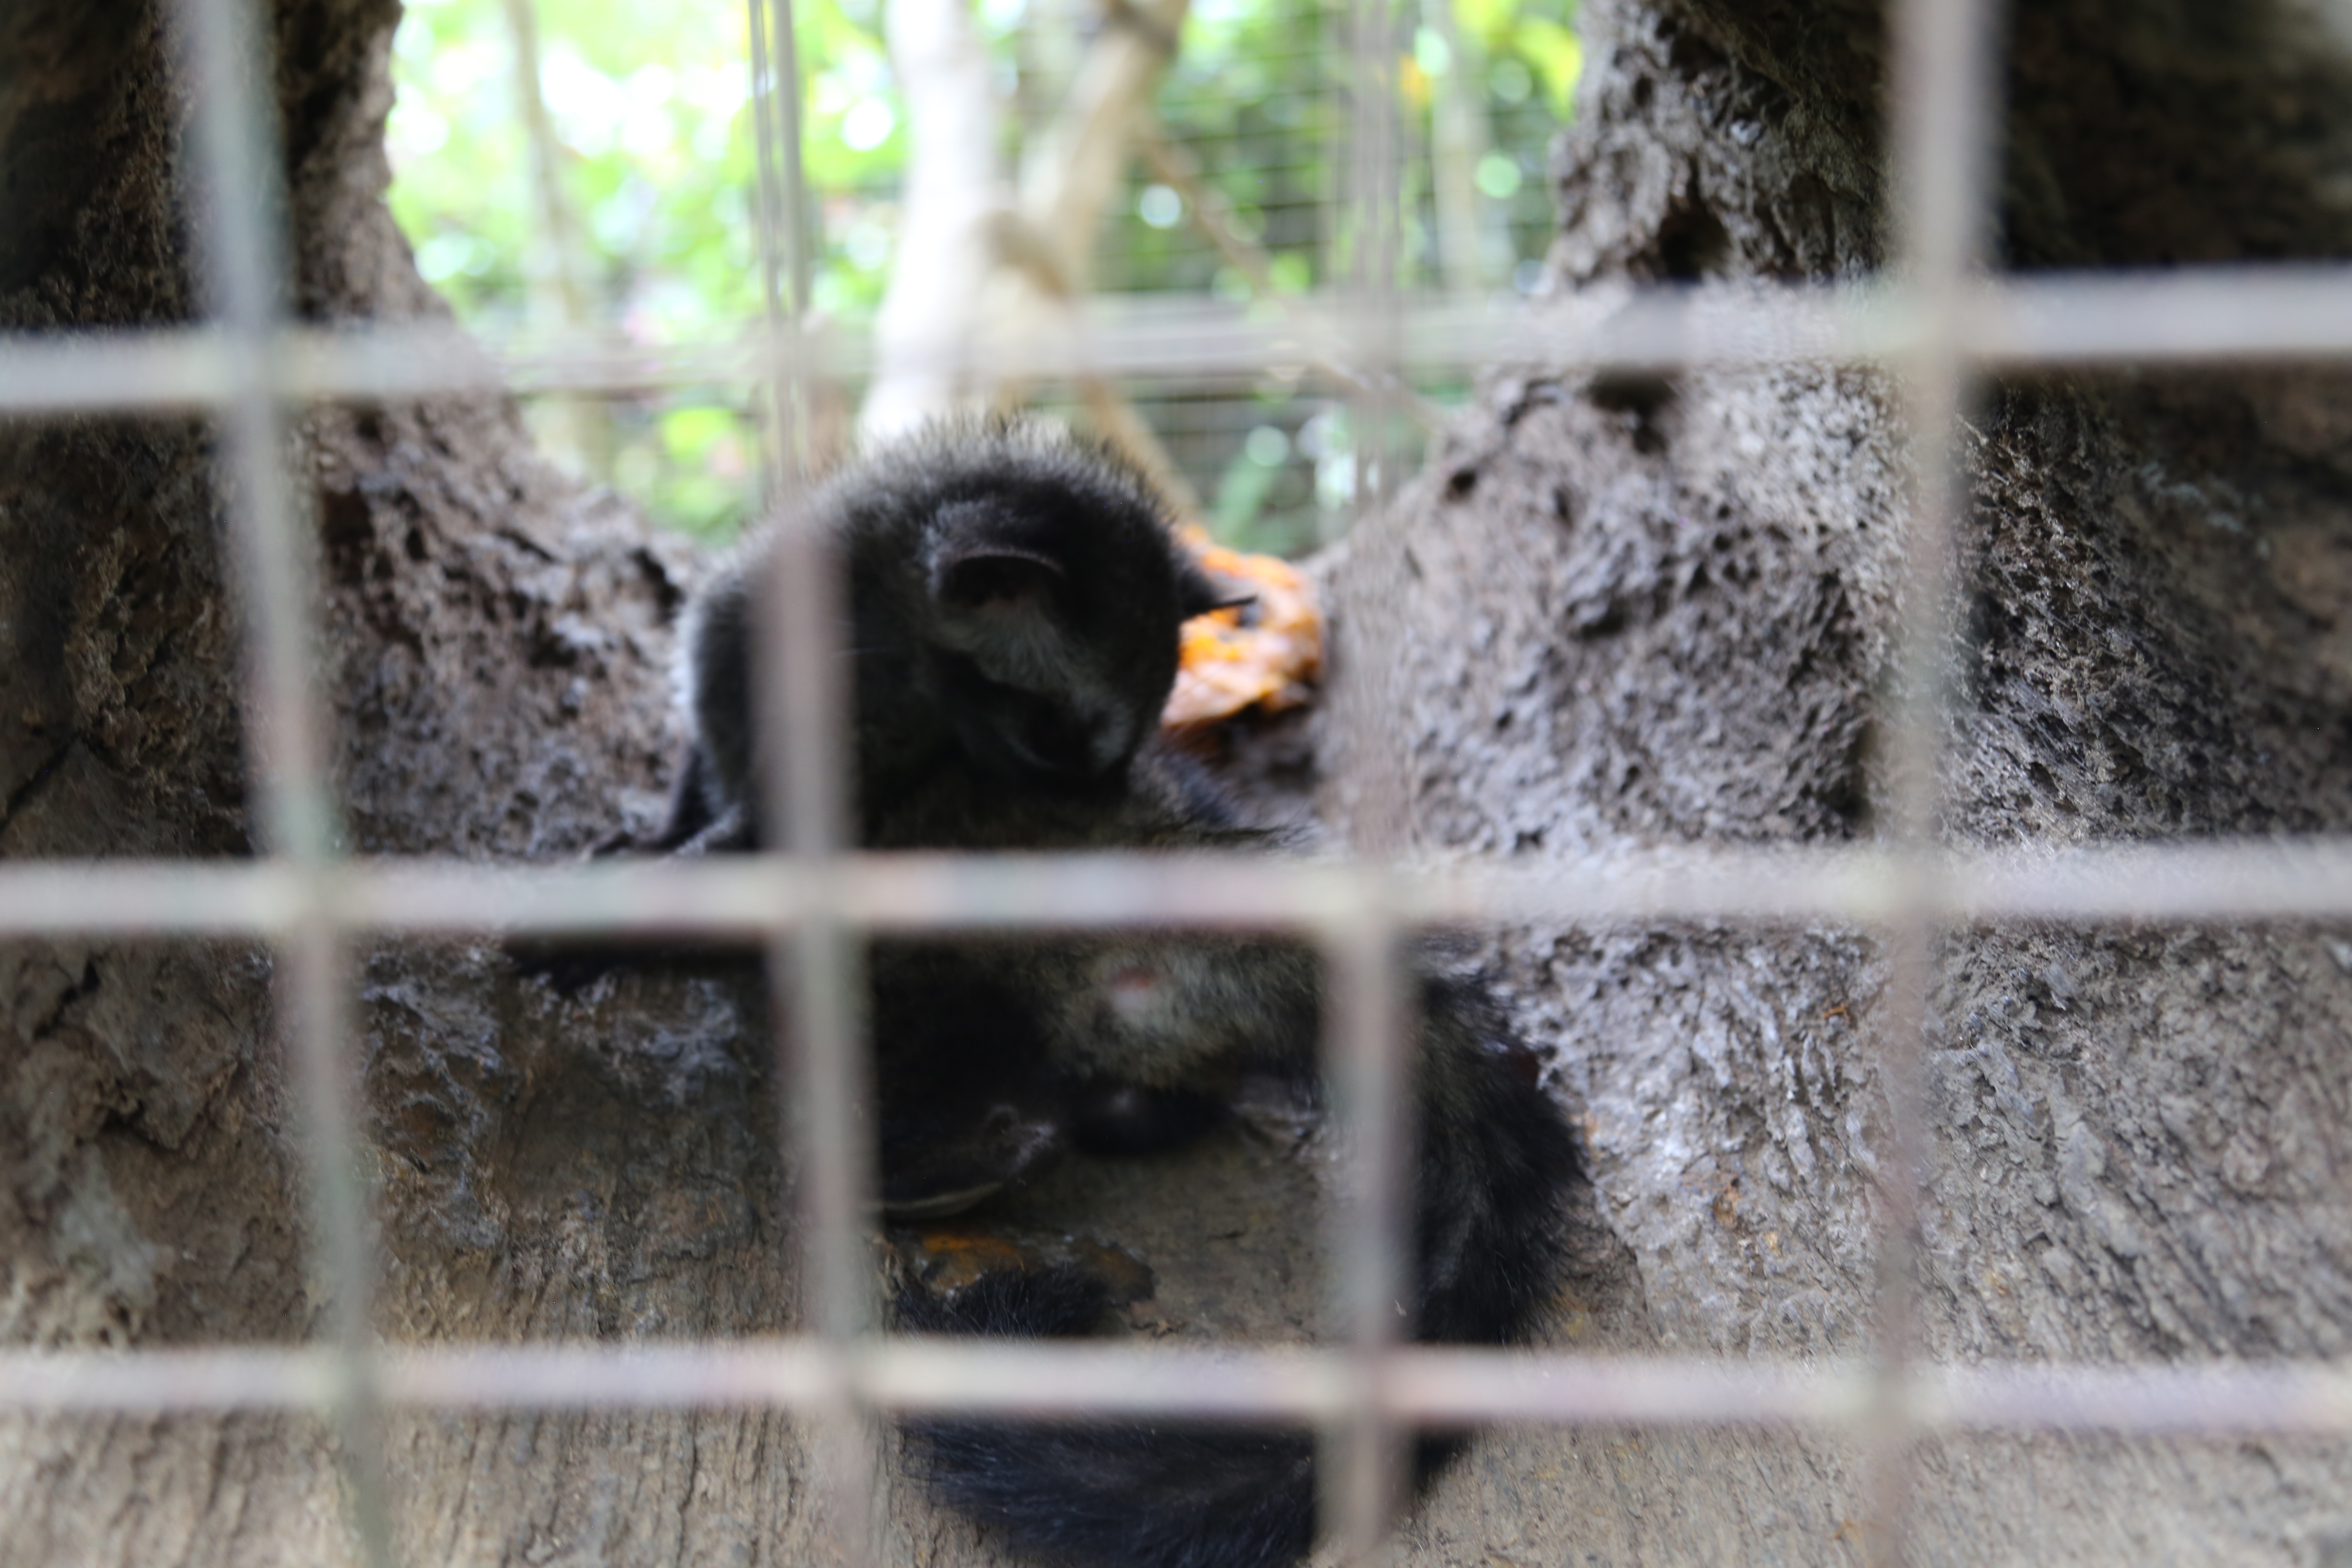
6 267 2352 413
5 1341 2350 1436
1 839 2350 939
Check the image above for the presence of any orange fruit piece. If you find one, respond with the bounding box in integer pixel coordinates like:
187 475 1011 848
1163 527 1324 730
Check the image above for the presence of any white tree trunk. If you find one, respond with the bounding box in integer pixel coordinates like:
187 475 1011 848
861 0 1189 443
863 0 1004 438
1016 0 1189 294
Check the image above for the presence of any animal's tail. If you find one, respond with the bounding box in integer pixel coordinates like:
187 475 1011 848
895 1265 1319 1568
896 977 1583 1568
1406 975 1583 1346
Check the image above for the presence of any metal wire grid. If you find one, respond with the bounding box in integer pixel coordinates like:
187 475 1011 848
16 266 2352 413
7 0 2352 1565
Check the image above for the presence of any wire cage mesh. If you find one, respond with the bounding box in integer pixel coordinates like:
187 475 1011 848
9 0 2352 1565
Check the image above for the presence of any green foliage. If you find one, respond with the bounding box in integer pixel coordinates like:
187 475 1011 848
388 0 533 320
386 0 1580 544
391 0 763 331
1090 0 1581 550
1093 0 1338 297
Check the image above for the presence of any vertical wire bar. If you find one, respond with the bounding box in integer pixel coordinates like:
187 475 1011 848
1874 0 2006 1562
747 0 815 481
762 917 876 1568
1328 4 1412 1555
172 2 392 1565
747 2 876 1562
765 0 818 450
747 0 789 368
1323 910 1415 1566
1343 0 1406 524
1335 0 1412 848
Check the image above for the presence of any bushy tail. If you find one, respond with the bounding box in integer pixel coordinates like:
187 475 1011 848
897 978 1583 1568
913 1420 1317 1568
1408 975 1583 1347
895 1267 1317 1568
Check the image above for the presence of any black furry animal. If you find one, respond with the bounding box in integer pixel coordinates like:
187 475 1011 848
581 420 1583 1568
657 419 1235 857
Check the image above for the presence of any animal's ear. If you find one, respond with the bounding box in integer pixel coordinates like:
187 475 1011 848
1176 554 1254 621
928 499 1069 614
933 545 1066 615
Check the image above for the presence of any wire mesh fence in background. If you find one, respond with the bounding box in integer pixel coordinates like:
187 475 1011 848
386 0 1574 542
7 0 2352 1566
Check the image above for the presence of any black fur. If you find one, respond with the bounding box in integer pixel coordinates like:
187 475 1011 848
913 1420 1319 1568
895 1265 1319 1568
897 968 1578 1568
671 418 1233 854
549 419 1585 1566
